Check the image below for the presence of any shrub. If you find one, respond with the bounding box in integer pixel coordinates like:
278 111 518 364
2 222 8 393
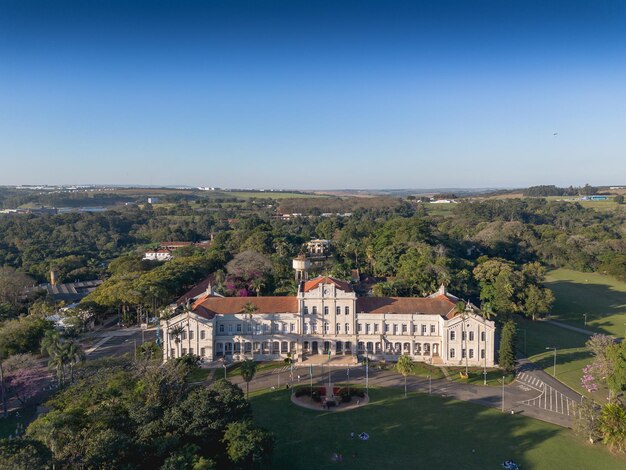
294 387 310 398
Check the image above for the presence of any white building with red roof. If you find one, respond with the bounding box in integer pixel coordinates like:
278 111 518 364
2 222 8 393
162 275 496 367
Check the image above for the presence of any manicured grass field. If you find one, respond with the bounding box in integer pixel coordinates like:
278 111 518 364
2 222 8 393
544 196 624 212
545 268 626 338
251 388 626 470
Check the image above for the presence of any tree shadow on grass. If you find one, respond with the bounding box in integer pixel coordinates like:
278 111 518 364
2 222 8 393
525 348 591 373
546 280 626 334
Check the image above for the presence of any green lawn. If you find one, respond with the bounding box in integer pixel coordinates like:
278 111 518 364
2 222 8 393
545 268 626 338
251 388 626 470
227 361 286 378
514 271 624 401
187 367 212 383
544 196 624 212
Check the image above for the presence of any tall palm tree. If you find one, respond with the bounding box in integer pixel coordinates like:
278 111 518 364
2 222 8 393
48 342 66 387
250 278 265 297
63 341 86 383
396 355 414 398
40 329 61 357
171 325 185 358
241 302 259 356
240 359 257 399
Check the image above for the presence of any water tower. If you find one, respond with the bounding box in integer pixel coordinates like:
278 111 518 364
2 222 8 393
292 254 311 281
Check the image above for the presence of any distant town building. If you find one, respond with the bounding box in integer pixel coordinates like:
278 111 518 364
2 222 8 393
580 196 608 201
147 197 160 204
430 199 458 204
305 239 331 255
143 249 174 261
143 240 212 261
28 279 103 303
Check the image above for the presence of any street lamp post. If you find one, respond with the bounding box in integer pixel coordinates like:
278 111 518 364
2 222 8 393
501 375 505 412
583 314 587 327
222 362 227 380
546 347 557 377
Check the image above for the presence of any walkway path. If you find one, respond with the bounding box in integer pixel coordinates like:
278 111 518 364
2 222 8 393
545 320 595 336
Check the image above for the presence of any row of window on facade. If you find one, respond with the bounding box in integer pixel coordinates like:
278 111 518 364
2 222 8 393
356 341 438 355
175 329 208 340
356 322 437 335
172 347 209 357
303 306 350 315
449 330 486 342
172 324 488 340
214 341 298 356
449 348 486 359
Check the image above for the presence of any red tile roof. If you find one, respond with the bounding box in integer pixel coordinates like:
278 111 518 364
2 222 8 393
356 296 457 317
176 274 216 305
193 296 298 319
303 276 353 293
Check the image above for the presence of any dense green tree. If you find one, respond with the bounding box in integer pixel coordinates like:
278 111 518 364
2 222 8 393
0 267 34 312
0 316 53 357
0 437 53 470
498 320 517 374
599 402 626 453
161 444 215 470
222 420 274 469
606 341 626 396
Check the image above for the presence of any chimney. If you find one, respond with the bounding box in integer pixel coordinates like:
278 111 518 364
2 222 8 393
50 270 59 286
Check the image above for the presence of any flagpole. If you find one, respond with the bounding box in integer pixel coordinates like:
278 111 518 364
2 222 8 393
366 356 369 396
328 349 331 391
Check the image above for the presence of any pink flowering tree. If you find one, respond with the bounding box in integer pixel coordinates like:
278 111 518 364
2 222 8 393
581 364 599 393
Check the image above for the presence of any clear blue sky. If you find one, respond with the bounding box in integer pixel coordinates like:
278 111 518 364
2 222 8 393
1 1 625 189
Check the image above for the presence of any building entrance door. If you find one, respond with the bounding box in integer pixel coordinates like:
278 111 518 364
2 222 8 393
312 341 319 354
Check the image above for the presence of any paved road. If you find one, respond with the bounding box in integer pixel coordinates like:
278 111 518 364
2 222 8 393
85 327 156 360
227 362 576 427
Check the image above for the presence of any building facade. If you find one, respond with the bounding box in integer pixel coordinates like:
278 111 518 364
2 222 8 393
162 276 496 368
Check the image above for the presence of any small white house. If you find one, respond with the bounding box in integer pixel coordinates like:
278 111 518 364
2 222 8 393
143 249 173 261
